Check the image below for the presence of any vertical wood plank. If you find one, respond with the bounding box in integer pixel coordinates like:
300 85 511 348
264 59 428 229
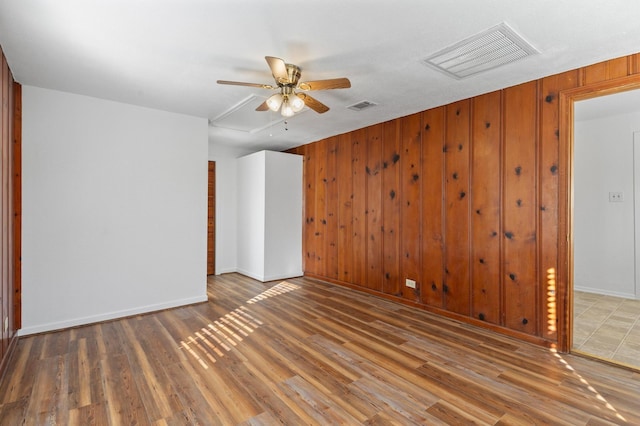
12 82 19 332
325 137 339 280
303 143 317 276
351 129 367 286
315 141 327 278
207 162 215 275
443 101 471 315
399 113 422 301
538 70 578 341
382 120 401 296
365 125 383 291
421 107 445 307
631 53 640 75
503 81 538 334
582 56 630 84
337 134 353 283
470 92 502 324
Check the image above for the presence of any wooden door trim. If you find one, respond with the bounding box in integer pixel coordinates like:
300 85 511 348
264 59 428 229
207 161 215 276
558 74 640 352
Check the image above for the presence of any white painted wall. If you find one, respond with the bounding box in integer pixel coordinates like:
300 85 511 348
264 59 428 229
264 151 303 281
237 151 266 280
22 86 209 334
236 150 302 281
574 110 640 298
208 142 253 275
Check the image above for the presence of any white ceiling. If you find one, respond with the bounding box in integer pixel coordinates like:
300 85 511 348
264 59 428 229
1 1 640 153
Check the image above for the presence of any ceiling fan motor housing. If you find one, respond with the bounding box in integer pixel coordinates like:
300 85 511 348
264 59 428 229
282 64 301 86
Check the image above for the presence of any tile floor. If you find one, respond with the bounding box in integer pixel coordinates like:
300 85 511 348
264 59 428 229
573 291 640 368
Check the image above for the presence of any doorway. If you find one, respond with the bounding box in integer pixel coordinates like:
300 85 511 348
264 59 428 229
563 80 640 369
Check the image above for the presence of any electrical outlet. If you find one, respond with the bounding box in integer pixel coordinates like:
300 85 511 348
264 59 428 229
405 278 416 289
609 192 624 202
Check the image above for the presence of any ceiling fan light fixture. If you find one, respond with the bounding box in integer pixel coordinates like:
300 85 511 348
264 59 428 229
218 56 350 116
281 100 295 117
266 93 284 111
289 94 305 112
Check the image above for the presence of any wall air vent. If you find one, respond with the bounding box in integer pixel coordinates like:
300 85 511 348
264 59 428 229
347 100 378 111
422 22 538 79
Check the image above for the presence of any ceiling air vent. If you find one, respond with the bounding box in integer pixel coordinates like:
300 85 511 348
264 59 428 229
422 22 538 79
347 100 377 111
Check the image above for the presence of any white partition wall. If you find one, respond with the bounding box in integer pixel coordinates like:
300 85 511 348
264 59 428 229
22 86 209 334
237 150 302 281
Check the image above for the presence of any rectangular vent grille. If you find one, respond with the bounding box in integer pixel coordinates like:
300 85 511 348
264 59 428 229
347 100 377 111
423 23 538 79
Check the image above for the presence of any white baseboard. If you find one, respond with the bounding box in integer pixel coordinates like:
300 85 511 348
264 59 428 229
236 268 303 282
236 268 264 282
215 267 238 275
19 295 209 336
262 272 304 282
574 286 638 299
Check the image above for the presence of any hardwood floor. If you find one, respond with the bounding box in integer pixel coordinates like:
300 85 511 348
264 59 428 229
1 273 639 425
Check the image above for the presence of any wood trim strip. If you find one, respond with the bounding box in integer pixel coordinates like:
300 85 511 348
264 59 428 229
12 83 20 331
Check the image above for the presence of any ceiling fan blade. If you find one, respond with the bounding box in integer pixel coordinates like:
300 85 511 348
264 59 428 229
265 56 289 84
298 77 351 91
255 100 270 111
297 93 330 114
217 80 275 89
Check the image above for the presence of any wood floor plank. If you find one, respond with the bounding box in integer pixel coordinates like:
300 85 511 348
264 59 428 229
281 375 363 424
119 321 177 422
68 402 110 426
100 352 149 425
0 272 638 425
0 336 35 404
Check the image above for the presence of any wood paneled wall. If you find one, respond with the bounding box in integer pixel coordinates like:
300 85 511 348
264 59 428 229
0 45 19 377
289 53 640 346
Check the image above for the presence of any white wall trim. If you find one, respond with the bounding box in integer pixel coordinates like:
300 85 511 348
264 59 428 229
236 268 266 282
216 267 238 275
574 286 637 300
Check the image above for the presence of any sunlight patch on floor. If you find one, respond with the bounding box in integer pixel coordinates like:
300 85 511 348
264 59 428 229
550 348 627 423
180 280 297 368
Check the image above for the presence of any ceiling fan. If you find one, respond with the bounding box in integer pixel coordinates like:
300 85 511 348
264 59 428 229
217 56 351 117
